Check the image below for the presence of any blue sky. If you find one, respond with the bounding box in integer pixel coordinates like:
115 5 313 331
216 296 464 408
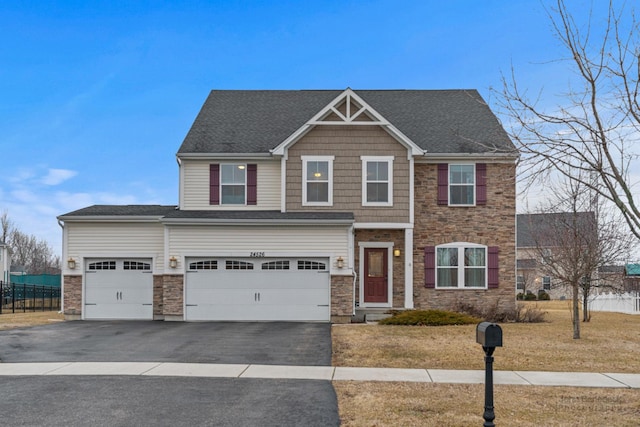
0 0 610 254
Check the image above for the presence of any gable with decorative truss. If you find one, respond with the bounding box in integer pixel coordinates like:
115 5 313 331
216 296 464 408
311 90 387 125
270 88 423 157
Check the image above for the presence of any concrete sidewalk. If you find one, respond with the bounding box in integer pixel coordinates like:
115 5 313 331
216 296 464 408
0 362 638 388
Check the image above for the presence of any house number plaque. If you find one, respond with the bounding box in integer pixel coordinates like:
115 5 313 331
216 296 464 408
250 252 265 258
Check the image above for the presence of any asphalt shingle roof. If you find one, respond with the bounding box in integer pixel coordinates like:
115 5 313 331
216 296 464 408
162 210 353 221
58 206 353 223
517 212 596 248
58 205 178 218
178 89 516 155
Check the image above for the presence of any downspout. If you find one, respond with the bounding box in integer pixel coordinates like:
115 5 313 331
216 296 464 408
57 219 65 314
349 224 356 316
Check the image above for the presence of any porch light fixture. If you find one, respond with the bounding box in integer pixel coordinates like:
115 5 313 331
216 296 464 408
336 256 344 269
394 249 401 257
169 256 178 269
67 257 76 270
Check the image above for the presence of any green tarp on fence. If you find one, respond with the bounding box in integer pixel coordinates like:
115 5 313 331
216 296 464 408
9 274 61 287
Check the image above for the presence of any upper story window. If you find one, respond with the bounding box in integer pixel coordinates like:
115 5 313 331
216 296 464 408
436 243 487 288
437 163 486 206
221 164 246 204
361 156 393 206
449 164 475 205
210 163 257 206
542 276 551 290
302 156 334 206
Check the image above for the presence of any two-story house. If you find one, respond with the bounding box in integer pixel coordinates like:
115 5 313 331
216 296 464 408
517 212 597 300
58 88 518 322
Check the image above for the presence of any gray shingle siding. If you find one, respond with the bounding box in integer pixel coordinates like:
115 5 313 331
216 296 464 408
178 89 516 155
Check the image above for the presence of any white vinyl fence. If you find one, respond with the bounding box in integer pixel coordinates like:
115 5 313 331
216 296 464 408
590 292 640 315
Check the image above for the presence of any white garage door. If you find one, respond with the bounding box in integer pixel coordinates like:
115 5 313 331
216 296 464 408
185 258 330 321
84 259 153 320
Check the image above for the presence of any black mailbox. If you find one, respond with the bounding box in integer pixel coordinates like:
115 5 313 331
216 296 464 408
476 322 503 348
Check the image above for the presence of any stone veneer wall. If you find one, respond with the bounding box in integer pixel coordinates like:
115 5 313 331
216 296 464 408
162 275 184 317
331 275 353 323
63 275 82 318
153 275 164 318
354 229 405 308
413 162 517 312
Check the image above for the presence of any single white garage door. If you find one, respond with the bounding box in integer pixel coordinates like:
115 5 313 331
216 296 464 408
84 259 153 320
185 258 330 321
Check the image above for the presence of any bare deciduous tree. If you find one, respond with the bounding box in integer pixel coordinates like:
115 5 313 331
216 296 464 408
496 0 640 240
527 176 634 339
1 211 60 274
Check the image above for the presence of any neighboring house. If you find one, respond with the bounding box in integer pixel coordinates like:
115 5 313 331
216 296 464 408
0 241 10 283
516 212 596 300
625 264 640 292
58 88 518 322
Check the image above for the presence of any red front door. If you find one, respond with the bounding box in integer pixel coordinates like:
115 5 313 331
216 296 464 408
363 248 388 303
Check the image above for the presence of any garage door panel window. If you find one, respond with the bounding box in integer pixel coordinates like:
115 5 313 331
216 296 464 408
123 261 151 270
298 260 327 270
226 260 254 270
88 261 116 270
189 260 218 270
262 260 290 270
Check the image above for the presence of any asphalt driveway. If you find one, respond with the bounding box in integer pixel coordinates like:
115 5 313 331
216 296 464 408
0 376 339 427
0 321 331 365
0 321 339 426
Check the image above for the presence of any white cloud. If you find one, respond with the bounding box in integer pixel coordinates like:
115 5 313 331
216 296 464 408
41 168 78 186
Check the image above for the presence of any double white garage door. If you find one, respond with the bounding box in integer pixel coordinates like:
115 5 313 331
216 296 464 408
84 257 330 321
185 258 330 321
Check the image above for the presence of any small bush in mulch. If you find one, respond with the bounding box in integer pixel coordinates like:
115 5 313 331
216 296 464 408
450 299 547 323
378 309 480 326
537 291 551 301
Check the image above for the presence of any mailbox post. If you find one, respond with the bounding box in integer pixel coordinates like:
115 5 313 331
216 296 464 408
476 322 503 427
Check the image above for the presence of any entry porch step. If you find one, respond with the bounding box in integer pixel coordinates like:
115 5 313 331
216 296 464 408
352 308 397 323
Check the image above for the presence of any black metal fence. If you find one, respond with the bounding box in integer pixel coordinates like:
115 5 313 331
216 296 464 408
0 281 61 314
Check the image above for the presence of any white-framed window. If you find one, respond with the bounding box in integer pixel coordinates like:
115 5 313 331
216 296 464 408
221 164 246 205
449 164 475 206
436 243 487 288
542 276 551 290
516 275 525 290
361 156 393 206
302 156 334 206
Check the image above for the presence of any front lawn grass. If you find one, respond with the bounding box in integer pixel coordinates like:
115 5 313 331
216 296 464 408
0 311 64 330
332 301 640 426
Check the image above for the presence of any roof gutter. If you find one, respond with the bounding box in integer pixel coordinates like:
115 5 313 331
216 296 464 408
160 218 355 226
56 216 166 223
417 152 519 162
177 153 274 159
